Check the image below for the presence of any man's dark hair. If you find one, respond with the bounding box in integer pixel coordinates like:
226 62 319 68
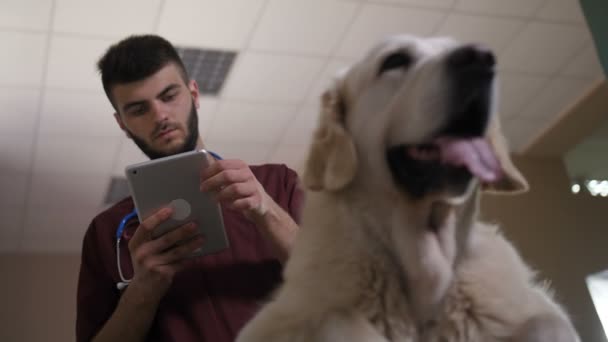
97 34 189 109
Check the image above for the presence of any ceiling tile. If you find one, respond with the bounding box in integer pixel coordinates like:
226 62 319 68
53 0 160 37
0 87 40 134
111 139 148 177
0 206 23 253
498 72 548 120
0 171 28 207
279 104 319 146
46 35 114 90
0 31 46 86
535 0 586 24
207 102 298 144
33 135 120 175
249 0 359 55
198 96 220 137
158 0 266 50
203 141 273 165
269 144 308 174
516 77 595 123
500 22 590 75
0 134 35 173
0 0 53 31
336 4 445 58
39 89 118 137
561 42 605 80
306 58 356 103
453 0 545 17
221 52 326 103
27 171 110 209
370 0 455 9
435 13 524 53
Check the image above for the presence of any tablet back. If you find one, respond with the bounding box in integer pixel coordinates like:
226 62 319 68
125 150 229 256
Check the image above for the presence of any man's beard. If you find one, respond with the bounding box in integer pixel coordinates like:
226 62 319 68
127 100 199 160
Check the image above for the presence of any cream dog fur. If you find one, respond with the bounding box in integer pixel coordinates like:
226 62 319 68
237 35 580 342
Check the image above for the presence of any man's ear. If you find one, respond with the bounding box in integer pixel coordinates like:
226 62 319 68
482 116 529 195
303 81 357 192
114 112 131 139
188 80 200 109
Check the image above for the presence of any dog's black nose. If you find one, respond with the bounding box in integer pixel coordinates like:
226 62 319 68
447 45 495 70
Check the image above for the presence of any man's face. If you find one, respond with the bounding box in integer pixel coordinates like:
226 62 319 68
112 63 201 159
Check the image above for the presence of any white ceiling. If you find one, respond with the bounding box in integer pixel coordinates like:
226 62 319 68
0 0 603 253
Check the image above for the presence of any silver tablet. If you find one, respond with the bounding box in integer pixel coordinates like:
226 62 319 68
125 149 229 257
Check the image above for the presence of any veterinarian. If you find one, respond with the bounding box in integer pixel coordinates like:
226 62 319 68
76 35 304 342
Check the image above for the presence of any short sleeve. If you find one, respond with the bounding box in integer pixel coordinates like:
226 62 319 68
76 221 120 342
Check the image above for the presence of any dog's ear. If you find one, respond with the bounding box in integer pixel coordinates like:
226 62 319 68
482 117 529 194
303 82 357 192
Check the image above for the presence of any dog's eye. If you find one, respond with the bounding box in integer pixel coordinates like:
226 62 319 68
378 52 412 75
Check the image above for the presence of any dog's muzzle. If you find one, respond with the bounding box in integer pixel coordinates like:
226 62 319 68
386 44 501 199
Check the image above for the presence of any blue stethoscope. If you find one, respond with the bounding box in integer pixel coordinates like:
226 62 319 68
116 150 223 290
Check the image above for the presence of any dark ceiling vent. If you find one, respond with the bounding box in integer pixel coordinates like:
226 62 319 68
176 47 237 96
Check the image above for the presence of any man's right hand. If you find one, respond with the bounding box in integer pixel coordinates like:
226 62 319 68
126 207 204 301
91 207 203 342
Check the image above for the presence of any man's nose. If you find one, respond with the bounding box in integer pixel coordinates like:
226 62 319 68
150 100 169 122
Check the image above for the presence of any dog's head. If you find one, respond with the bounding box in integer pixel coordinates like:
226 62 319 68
303 35 529 319
304 35 528 200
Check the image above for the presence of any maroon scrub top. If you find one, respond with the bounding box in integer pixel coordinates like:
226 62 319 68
76 164 304 342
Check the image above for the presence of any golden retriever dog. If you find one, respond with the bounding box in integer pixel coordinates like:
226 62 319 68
237 35 580 341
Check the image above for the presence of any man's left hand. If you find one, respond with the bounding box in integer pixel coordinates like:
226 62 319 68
200 159 271 220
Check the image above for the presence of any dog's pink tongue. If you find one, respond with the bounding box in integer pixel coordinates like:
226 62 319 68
435 137 502 182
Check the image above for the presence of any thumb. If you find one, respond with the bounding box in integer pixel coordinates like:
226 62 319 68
129 207 173 248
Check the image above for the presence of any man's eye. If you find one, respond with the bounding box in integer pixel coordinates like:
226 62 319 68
129 106 146 116
162 93 177 102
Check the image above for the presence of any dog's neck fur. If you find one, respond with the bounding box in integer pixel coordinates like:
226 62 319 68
334 173 481 326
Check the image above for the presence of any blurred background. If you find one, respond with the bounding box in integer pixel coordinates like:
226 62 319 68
0 0 607 340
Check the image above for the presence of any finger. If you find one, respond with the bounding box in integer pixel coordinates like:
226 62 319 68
129 207 173 249
132 224 200 273
215 182 257 203
153 235 205 265
232 197 258 212
200 168 251 192
145 221 200 255
200 159 221 180
201 159 248 179
156 257 197 277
